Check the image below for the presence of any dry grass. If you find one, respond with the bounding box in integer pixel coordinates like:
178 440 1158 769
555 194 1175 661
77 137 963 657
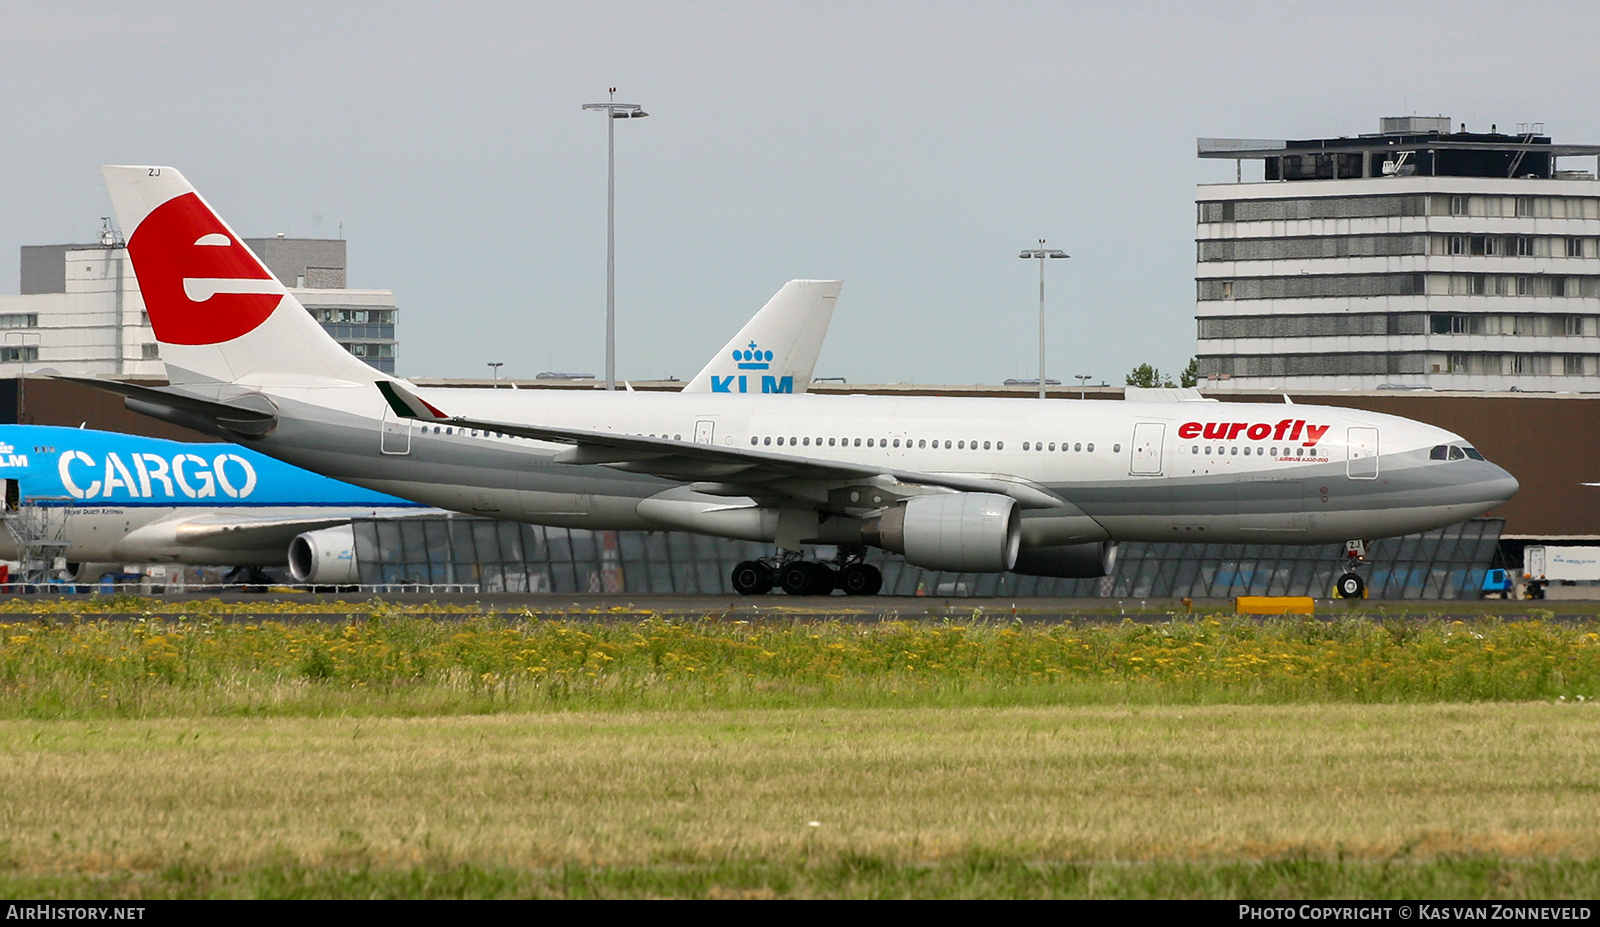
3 702 1599 883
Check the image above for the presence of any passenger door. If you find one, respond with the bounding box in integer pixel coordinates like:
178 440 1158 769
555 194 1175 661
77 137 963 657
1129 423 1165 476
1346 427 1379 479
380 406 411 455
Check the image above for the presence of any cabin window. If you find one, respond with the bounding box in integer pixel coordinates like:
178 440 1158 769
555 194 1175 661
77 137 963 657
1087 443 1095 452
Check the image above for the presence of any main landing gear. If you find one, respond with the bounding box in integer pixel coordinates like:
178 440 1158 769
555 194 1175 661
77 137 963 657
1335 539 1370 599
731 547 883 596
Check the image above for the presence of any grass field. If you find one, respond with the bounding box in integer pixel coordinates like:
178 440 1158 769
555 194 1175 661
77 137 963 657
3 602 1599 898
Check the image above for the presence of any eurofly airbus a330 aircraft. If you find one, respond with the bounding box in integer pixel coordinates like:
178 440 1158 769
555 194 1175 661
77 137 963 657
86 165 1518 597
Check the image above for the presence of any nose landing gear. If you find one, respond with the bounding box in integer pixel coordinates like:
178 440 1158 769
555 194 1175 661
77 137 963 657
1335 539 1370 599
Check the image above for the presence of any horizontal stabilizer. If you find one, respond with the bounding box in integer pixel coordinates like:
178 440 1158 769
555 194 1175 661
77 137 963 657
53 375 279 436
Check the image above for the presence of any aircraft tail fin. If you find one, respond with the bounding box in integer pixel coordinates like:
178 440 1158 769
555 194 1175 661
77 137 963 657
101 165 386 388
682 280 841 394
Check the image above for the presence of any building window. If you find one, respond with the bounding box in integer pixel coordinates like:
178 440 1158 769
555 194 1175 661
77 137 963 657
0 346 38 362
1451 196 1469 217
141 343 159 360
0 313 38 329
1516 197 1536 218
1568 237 1586 258
1517 237 1535 256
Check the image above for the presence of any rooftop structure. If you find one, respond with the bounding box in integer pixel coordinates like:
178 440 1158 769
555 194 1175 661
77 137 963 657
1196 117 1600 391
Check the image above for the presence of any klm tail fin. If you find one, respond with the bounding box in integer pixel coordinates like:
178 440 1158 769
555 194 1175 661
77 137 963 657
101 166 385 388
682 280 841 394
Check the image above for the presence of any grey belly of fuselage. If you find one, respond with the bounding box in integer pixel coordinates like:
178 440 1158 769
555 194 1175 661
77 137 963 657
243 399 1504 548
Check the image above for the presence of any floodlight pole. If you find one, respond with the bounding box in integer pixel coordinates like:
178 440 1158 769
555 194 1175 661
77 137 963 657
1018 241 1070 399
583 89 648 391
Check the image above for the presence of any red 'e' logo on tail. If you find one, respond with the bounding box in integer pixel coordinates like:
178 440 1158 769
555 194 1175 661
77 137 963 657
126 192 282 345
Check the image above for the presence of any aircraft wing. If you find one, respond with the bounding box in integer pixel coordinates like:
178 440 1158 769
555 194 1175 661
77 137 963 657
377 382 1068 512
125 508 446 551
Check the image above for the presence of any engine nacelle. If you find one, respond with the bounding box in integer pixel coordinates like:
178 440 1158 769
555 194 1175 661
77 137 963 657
1012 541 1118 579
866 492 1020 572
288 525 359 584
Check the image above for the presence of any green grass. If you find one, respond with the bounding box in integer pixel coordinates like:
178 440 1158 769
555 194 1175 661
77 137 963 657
6 605 1600 898
7 857 1600 899
2 611 1599 717
2 706 1600 898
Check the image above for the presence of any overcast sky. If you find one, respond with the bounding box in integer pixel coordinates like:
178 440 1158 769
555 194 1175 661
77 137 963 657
5 1 1598 385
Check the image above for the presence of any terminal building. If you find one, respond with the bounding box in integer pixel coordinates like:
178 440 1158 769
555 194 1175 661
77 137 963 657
0 229 397 382
1196 117 1600 391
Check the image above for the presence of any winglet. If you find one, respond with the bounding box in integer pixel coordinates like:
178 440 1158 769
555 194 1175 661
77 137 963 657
376 381 448 420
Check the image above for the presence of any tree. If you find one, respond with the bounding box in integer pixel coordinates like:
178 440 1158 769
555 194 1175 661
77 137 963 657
1125 363 1176 388
1126 359 1200 389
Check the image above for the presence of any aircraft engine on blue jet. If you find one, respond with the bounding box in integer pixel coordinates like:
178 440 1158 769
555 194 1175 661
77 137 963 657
288 525 359 584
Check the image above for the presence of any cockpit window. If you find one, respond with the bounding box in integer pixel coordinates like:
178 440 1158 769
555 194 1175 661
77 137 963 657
1448 446 1466 460
1463 446 1485 460
1430 445 1449 460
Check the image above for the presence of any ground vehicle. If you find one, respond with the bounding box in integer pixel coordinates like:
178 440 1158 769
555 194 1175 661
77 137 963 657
1522 546 1600 599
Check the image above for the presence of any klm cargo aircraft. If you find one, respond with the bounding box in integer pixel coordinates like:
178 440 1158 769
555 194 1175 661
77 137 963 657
0 424 425 583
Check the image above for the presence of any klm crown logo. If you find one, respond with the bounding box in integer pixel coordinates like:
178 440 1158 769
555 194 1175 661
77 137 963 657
712 341 792 394
736 341 773 370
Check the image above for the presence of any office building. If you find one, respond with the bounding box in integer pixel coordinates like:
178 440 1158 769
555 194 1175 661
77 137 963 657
1197 117 1600 390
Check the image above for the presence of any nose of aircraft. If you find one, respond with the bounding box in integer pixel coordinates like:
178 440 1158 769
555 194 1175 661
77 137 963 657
1482 461 1520 506
1455 458 1520 518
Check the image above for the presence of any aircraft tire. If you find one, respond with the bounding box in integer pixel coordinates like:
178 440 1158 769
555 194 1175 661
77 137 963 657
1336 572 1365 599
731 561 773 596
780 561 822 596
840 563 882 596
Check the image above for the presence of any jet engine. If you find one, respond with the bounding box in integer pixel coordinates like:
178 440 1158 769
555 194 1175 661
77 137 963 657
864 492 1020 572
1012 541 1118 579
288 525 359 584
